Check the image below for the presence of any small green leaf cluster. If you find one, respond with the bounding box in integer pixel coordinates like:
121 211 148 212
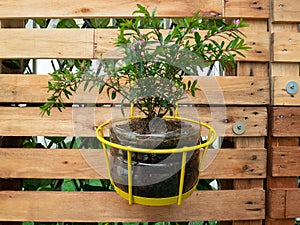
40 60 91 116
41 4 250 118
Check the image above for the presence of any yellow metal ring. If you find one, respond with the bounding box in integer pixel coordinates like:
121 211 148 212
96 116 217 154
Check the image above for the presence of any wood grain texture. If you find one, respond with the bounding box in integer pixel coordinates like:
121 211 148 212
273 76 300 105
95 29 270 61
272 146 300 177
270 62 299 77
285 188 300 218
272 32 300 62
0 148 266 179
0 74 270 105
224 0 270 18
272 107 300 137
269 188 300 219
0 28 269 61
0 0 271 19
0 0 223 19
272 0 300 22
0 29 95 59
0 106 267 137
266 138 299 225
0 189 265 222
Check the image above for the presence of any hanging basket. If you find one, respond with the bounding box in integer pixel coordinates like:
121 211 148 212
96 116 217 206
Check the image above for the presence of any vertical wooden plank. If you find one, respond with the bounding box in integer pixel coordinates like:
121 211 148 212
233 21 267 224
267 7 299 222
232 137 265 225
266 137 298 225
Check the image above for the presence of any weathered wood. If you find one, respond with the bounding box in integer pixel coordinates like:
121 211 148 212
285 188 300 218
237 62 269 77
272 146 300 177
0 106 268 137
232 137 265 225
0 29 95 59
0 189 265 222
269 188 300 219
96 29 270 61
0 148 266 179
272 32 300 62
272 107 300 137
0 74 270 105
272 0 300 22
0 0 223 19
0 0 271 19
266 137 298 225
0 28 269 61
270 63 299 77
0 19 24 225
273 76 300 105
224 0 270 18
269 189 287 219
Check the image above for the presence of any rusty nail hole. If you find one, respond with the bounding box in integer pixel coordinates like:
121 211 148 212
223 119 230 123
243 165 249 171
251 155 257 160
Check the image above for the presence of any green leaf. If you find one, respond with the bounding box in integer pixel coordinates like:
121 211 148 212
84 80 90 91
187 80 191 90
34 19 48 28
90 18 110 28
111 90 117 100
151 7 157 18
45 137 66 144
57 19 79 28
194 32 201 45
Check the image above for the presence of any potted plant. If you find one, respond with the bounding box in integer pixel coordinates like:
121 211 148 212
41 4 250 206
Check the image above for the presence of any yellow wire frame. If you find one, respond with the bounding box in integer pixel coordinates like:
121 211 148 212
96 116 217 206
96 116 216 154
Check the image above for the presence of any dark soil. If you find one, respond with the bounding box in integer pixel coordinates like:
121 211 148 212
109 118 201 198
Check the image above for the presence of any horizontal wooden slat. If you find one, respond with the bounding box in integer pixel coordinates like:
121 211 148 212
0 74 270 105
272 146 300 177
0 148 266 179
0 28 269 61
269 188 300 219
0 106 267 137
96 29 270 61
273 0 300 22
272 32 300 62
0 189 265 222
0 0 270 19
0 0 223 19
272 107 300 137
0 29 95 59
273 76 300 106
224 0 270 18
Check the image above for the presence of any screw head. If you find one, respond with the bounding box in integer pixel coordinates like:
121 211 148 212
286 81 298 95
232 121 246 135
